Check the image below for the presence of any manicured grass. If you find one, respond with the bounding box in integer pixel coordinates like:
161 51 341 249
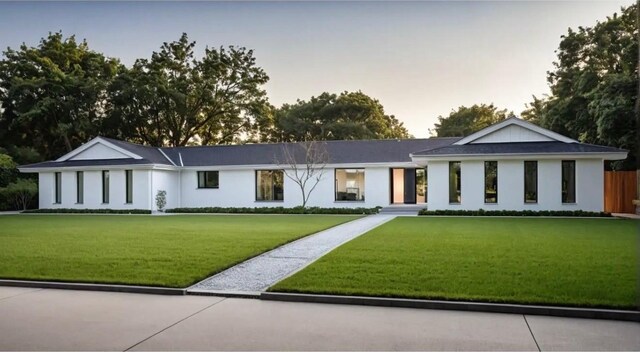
271 217 638 309
0 214 358 287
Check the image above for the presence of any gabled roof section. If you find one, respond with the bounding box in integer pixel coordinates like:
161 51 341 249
56 137 143 161
453 117 577 145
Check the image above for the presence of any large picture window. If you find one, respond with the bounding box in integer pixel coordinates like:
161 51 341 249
484 161 497 203
54 172 62 204
256 170 284 201
125 170 133 204
197 171 219 189
562 160 576 203
524 161 537 203
102 170 110 204
449 161 461 204
335 169 365 201
76 171 83 204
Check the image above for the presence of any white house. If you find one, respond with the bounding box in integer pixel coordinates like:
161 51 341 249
19 118 627 212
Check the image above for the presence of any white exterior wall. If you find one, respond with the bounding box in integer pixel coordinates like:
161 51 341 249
427 158 604 211
38 169 151 210
179 166 391 209
150 170 179 210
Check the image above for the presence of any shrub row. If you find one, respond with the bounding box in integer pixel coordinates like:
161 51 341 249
418 209 612 217
165 206 381 215
23 208 152 214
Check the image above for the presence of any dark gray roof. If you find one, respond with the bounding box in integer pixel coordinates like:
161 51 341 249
160 138 461 167
100 137 175 165
412 141 628 156
20 158 155 169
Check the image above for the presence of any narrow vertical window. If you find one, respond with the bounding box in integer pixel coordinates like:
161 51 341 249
449 161 461 203
102 170 110 204
125 170 133 204
484 161 498 203
54 172 62 204
524 161 537 203
562 160 576 203
76 171 84 204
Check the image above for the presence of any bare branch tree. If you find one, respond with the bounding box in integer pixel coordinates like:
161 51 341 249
277 141 329 208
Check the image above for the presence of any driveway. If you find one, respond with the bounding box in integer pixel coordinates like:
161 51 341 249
0 287 638 351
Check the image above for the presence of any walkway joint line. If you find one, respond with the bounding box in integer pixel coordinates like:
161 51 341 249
523 314 541 352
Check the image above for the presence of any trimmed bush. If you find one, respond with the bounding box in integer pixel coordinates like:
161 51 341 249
418 209 612 217
166 206 380 215
23 208 152 214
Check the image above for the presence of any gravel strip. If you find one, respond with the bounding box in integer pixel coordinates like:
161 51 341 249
188 215 396 292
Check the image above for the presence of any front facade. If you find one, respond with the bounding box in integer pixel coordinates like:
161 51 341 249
20 118 627 212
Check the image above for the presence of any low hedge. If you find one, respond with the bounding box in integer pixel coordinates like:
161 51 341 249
418 209 612 217
22 208 152 214
165 206 381 215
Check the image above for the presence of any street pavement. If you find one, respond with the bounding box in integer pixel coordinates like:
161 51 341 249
0 287 638 351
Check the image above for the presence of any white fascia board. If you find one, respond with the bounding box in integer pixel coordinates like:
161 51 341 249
18 164 179 173
453 118 578 145
56 137 143 161
411 151 628 163
180 161 420 171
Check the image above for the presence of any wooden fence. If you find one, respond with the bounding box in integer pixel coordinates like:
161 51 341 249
604 171 638 214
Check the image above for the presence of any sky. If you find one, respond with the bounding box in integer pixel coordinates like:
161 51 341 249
0 1 632 137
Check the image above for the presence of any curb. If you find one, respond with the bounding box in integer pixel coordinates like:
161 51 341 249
186 289 260 299
261 292 640 322
0 279 185 295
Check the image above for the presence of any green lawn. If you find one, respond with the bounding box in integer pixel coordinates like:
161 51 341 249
0 214 358 287
271 217 638 309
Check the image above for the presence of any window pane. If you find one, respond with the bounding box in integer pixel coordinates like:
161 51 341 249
198 171 205 188
524 161 537 203
198 171 219 188
562 160 576 203
449 162 461 203
335 169 365 201
416 168 427 203
484 161 498 203
76 171 83 204
273 170 284 201
256 170 284 201
54 172 62 204
102 170 109 204
125 170 133 204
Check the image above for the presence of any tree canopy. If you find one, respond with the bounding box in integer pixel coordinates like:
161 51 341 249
432 104 511 137
522 4 638 169
270 91 411 142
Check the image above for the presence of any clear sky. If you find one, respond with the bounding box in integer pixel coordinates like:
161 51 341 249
0 1 631 137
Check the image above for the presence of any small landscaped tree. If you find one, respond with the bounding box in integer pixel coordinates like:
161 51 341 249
277 141 329 209
1 178 38 211
155 190 167 212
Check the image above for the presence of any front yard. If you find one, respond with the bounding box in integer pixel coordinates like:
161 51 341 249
0 214 358 287
271 217 638 309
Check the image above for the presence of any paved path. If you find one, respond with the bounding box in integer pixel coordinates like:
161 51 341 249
0 287 638 351
189 214 396 293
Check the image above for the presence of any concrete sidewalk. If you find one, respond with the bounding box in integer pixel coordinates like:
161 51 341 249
0 287 638 351
189 214 395 293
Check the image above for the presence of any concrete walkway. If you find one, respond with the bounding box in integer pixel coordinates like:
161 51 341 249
189 214 395 293
0 287 638 351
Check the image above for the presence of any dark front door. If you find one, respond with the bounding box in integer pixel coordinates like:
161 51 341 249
404 168 416 204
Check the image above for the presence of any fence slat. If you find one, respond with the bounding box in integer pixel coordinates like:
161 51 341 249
604 171 637 214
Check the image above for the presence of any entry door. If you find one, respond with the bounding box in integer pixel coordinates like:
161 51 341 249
404 168 416 204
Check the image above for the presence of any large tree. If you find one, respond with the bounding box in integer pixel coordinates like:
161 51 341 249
523 4 638 169
0 32 120 160
108 33 270 147
269 91 410 142
432 104 510 137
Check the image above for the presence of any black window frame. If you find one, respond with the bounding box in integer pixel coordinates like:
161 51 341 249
102 170 110 204
334 168 366 202
197 171 219 189
484 161 498 204
125 170 133 204
561 160 576 204
449 161 461 204
524 161 538 204
76 171 83 204
54 172 62 204
255 170 284 202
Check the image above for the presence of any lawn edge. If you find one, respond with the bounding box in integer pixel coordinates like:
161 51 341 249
260 292 640 322
0 279 185 295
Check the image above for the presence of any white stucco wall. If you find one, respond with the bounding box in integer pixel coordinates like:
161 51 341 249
179 166 391 209
427 158 604 211
38 169 151 210
150 170 179 211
